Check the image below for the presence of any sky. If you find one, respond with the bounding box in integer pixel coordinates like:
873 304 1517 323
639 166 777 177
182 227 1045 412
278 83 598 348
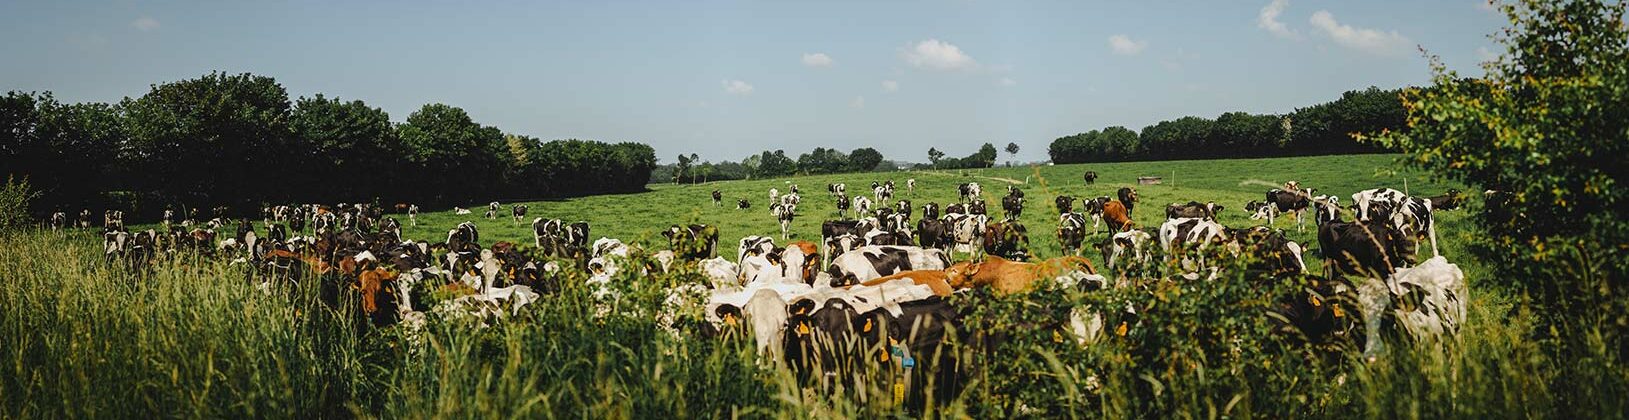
0 0 1509 163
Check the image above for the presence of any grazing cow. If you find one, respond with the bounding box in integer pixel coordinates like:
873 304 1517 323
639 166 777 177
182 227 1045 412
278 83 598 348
834 194 851 219
511 204 529 224
712 190 723 207
1057 212 1088 256
958 182 982 202
1246 188 1313 231
894 199 913 221
1158 217 1231 261
771 203 795 240
486 201 500 219
827 183 846 197
1001 193 1024 222
664 224 720 260
944 255 1100 295
906 178 916 195
1101 201 1133 233
1100 229 1154 271
983 221 1031 261
737 199 750 210
1391 195 1441 257
1166 201 1224 220
50 211 67 231
1083 171 1098 185
852 196 874 218
824 245 951 287
1229 226 1308 276
921 202 941 220
1116 187 1138 217
1315 205 1413 278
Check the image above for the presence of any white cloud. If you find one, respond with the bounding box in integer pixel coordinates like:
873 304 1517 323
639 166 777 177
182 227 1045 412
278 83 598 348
901 39 977 71
850 96 866 109
722 79 754 95
881 80 899 92
1257 0 1297 39
131 16 160 32
1108 35 1147 55
801 52 833 67
997 77 1017 87
1309 10 1414 56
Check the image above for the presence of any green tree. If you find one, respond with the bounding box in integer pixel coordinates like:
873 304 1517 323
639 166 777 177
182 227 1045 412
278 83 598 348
1373 0 1629 403
847 147 884 172
928 147 945 168
291 95 397 201
122 72 296 208
396 103 506 202
1004 142 1020 165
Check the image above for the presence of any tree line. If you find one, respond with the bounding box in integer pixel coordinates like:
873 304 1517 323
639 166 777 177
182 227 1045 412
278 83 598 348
1048 86 1406 163
656 147 897 184
0 72 656 219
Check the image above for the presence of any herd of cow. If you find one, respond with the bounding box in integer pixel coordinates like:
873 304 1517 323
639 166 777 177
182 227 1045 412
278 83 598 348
56 171 1472 406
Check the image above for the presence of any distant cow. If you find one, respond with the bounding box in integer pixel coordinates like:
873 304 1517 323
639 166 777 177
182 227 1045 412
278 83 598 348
1054 195 1075 215
906 178 916 195
712 190 723 207
771 203 796 240
827 183 846 197
486 201 501 219
511 204 528 224
1246 188 1312 231
834 194 851 219
1166 201 1224 220
958 183 982 202
1116 187 1138 217
1083 171 1098 185
737 199 750 210
407 204 419 226
1057 212 1087 256
50 211 68 231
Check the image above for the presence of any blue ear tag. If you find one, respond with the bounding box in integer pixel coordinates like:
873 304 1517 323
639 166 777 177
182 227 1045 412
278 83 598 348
903 357 916 368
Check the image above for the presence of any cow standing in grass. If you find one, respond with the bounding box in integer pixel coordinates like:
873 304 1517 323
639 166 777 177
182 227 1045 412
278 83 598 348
512 204 528 224
771 203 795 240
712 190 723 207
1083 171 1098 185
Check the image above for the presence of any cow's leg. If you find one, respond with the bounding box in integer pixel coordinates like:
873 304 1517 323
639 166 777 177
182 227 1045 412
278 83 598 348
1294 209 1304 232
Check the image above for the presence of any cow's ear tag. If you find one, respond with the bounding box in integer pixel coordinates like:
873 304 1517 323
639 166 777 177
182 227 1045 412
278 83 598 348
797 322 811 335
863 319 873 332
1309 295 1322 307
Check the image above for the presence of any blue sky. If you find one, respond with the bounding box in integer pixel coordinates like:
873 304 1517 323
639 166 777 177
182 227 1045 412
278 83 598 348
0 1 1507 163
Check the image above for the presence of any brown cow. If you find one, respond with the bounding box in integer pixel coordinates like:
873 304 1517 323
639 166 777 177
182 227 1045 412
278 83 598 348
1102 201 1134 233
944 255 1098 295
357 267 401 327
858 269 955 297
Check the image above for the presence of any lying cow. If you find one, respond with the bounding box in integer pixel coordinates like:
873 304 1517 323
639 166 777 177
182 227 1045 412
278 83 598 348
944 255 1101 295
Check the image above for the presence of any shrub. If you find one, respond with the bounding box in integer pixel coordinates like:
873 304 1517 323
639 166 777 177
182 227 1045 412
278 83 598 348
0 176 38 231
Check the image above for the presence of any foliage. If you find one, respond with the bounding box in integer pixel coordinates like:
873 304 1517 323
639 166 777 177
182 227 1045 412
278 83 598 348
1049 87 1399 164
121 72 297 207
1371 1 1629 411
0 176 38 231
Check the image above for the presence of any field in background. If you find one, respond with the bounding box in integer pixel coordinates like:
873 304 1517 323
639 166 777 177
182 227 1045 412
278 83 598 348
409 153 1474 276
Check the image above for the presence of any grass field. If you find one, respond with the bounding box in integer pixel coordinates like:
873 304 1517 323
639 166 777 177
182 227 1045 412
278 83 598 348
10 153 1590 418
407 153 1476 278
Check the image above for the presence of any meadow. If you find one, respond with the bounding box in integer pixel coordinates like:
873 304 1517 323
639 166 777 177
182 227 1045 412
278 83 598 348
4 153 1587 418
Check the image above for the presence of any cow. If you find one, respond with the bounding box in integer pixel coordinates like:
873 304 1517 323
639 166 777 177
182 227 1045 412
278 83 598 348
712 190 723 207
1083 171 1098 185
944 255 1100 295
103 210 125 231
664 224 721 260
827 183 846 197
1081 196 1110 234
824 245 952 287
77 209 93 229
906 178 916 195
1158 217 1231 270
1055 195 1075 215
943 213 988 260
1057 212 1088 256
50 211 67 231
1102 201 1133 233
1246 188 1313 231
852 195 874 218
834 194 851 219
407 204 419 226
454 207 472 215
1166 201 1224 221
820 220 866 263
771 203 795 240
737 236 777 263
921 202 941 220
486 201 501 219
1100 229 1153 271
1315 203 1413 279
511 204 529 224
1351 188 1407 223
737 199 750 210
769 188 780 205
1228 226 1308 276
1391 195 1441 258
1001 192 1024 222
915 218 951 252
1116 187 1138 217
873 184 893 205
968 200 988 216
958 182 982 202
982 221 1031 261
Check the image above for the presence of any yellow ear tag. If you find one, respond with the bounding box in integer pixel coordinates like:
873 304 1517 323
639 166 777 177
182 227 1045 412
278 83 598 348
1052 331 1064 343
723 314 737 326
1309 295 1322 307
1332 305 1345 318
893 383 905 405
880 351 890 362
1115 322 1128 336
863 319 873 332
797 323 811 335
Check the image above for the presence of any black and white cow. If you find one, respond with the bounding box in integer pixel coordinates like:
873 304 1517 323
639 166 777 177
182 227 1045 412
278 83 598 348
852 196 874 218
921 202 941 221
906 178 916 195
50 211 68 231
771 203 795 240
894 199 913 221
1246 188 1313 231
738 199 751 210
486 201 501 219
1350 188 1439 257
1083 171 1098 185
834 194 851 219
1100 229 1154 271
406 204 419 227
916 218 951 251
1001 193 1024 221
823 245 952 287
1057 212 1088 256
827 183 846 197
1054 195 1075 215
738 235 777 263
1315 204 1414 279
1166 201 1224 221
968 200 988 216
1081 196 1110 235
943 212 988 260
712 190 723 207
958 182 982 202
821 220 865 265
1350 188 1406 223
512 204 529 224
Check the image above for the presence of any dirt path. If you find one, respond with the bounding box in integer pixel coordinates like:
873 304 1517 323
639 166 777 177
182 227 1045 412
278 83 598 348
914 170 1026 185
